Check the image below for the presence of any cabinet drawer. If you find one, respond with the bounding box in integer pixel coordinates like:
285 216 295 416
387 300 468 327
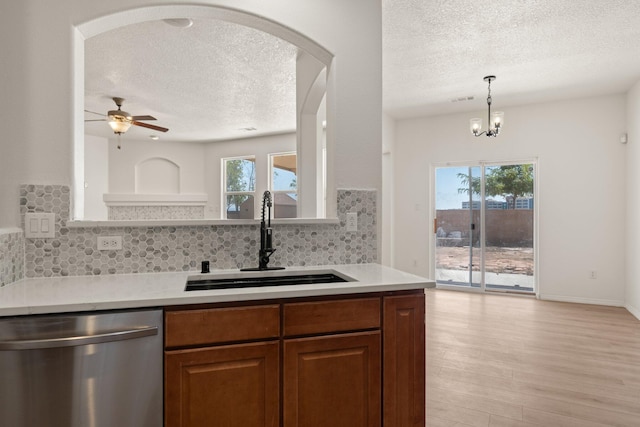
283 298 380 336
165 305 280 348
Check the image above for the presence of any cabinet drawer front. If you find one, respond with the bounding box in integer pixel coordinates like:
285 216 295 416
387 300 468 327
283 298 380 336
165 305 280 348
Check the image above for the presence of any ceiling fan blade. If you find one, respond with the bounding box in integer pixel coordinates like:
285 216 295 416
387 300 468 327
132 120 169 132
131 115 157 121
84 109 106 116
84 119 106 122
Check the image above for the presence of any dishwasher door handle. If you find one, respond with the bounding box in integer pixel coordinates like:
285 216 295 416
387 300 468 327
0 326 158 350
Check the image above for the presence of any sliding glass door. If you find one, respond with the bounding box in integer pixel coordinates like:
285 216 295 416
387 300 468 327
434 162 535 293
434 166 482 288
483 164 535 291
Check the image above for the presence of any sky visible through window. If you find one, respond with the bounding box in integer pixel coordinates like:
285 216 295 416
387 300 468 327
436 166 508 210
273 167 296 192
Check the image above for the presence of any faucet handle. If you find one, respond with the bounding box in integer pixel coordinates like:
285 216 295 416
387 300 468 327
259 248 275 269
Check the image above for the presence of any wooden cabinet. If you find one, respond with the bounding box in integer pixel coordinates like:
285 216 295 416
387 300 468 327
165 303 280 427
165 342 279 427
383 293 426 427
165 304 280 348
282 298 380 336
281 297 382 427
164 290 425 427
283 331 381 427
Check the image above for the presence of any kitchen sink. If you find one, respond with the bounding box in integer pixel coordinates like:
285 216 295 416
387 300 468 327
185 271 352 291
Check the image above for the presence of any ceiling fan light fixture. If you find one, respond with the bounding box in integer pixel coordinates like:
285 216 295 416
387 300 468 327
108 113 132 134
102 98 168 134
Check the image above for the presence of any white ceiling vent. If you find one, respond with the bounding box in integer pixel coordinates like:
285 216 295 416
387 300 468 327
163 18 193 28
450 96 474 103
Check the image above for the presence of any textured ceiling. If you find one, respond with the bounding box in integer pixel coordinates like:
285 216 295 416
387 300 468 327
84 18 298 142
85 2 640 143
383 0 640 118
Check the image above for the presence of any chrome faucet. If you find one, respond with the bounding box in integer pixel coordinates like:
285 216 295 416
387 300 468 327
241 191 285 271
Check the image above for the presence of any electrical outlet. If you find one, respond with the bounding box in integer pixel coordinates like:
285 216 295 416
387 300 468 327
589 270 597 279
346 212 358 232
97 236 122 251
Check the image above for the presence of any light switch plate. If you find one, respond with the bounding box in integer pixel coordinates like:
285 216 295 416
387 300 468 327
346 212 358 232
24 213 56 238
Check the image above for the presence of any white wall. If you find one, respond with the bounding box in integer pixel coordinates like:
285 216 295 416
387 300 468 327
99 133 296 219
381 113 395 267
1 1 68 227
108 138 206 195
393 94 627 305
0 0 381 228
84 135 109 219
626 81 640 318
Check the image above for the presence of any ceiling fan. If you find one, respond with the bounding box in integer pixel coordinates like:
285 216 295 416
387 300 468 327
84 97 169 135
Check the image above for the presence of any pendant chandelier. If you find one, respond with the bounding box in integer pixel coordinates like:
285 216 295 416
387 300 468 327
470 75 504 137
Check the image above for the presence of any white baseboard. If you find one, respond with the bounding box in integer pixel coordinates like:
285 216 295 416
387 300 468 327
625 303 640 321
538 293 624 307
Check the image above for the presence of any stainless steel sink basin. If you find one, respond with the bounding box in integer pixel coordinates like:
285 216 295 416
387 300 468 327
185 271 353 291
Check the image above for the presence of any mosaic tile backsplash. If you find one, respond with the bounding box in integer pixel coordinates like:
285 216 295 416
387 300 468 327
109 206 205 220
20 185 377 278
0 229 24 286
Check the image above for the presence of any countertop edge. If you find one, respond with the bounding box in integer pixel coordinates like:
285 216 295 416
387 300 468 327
0 264 435 317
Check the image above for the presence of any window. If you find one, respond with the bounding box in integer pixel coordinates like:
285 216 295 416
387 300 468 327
269 152 297 218
223 157 256 219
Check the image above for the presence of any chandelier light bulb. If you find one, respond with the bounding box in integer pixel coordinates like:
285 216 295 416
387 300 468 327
492 111 504 129
470 118 482 135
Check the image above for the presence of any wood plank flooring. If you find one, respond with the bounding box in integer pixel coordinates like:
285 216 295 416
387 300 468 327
425 289 640 426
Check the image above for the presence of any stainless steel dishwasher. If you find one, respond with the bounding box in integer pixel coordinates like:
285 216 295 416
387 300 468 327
0 308 163 427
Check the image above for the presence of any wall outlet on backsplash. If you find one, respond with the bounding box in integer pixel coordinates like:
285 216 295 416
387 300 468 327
97 236 123 251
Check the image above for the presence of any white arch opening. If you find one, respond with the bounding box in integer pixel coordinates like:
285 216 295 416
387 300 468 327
73 4 334 220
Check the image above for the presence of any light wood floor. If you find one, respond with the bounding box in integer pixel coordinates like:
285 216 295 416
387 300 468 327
425 289 640 426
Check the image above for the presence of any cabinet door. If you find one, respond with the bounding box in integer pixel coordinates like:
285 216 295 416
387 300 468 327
383 293 426 427
283 331 381 427
165 341 279 427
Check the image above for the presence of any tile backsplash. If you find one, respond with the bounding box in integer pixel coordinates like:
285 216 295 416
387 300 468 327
0 229 24 286
18 185 377 278
109 205 205 220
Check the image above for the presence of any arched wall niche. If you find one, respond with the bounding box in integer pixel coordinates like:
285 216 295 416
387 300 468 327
72 3 335 221
135 157 180 194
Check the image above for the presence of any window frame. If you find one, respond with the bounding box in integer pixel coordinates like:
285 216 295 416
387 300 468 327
268 151 298 218
222 155 257 219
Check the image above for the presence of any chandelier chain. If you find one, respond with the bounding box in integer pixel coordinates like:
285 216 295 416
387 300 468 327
487 79 492 105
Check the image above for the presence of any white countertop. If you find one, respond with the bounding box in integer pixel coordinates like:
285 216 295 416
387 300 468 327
0 264 435 317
